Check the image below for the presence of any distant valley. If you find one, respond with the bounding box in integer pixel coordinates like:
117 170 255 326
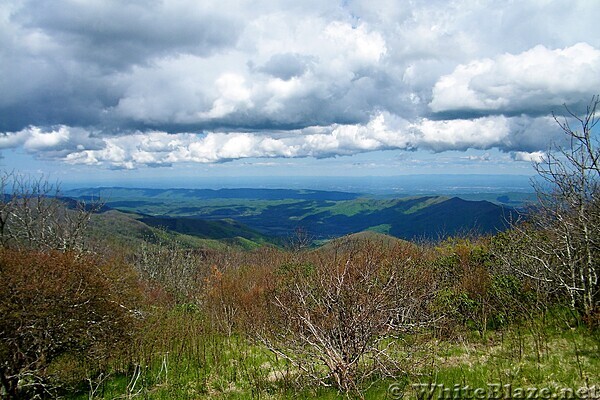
67 187 518 245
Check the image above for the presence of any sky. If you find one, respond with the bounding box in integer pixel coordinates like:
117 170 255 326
1 0 599 186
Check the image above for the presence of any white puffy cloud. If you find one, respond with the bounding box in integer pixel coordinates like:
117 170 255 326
0 126 104 154
430 43 600 114
511 151 545 163
414 116 510 152
199 73 254 119
0 129 28 149
58 115 412 168
23 126 70 151
0 112 562 169
111 18 388 128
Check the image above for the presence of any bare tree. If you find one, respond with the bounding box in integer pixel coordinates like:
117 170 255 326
0 171 101 252
286 226 314 253
502 96 599 323
257 240 434 395
132 237 207 304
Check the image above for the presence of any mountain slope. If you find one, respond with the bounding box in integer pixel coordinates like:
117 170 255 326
314 231 410 253
86 210 269 250
137 215 271 244
236 196 512 240
388 197 512 239
68 188 515 242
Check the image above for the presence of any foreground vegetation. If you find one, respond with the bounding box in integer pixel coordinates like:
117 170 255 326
61 307 598 399
1 229 598 399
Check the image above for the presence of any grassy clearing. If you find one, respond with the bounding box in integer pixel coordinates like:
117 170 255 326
64 309 599 399
423 326 599 392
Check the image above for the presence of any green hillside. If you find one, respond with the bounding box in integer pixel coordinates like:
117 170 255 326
314 231 410 252
69 188 515 243
234 195 513 239
85 210 267 251
137 215 272 244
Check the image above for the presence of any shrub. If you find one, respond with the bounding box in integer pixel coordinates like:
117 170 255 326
257 240 435 394
0 249 141 398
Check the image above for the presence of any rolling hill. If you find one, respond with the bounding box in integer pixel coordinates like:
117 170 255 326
199 194 514 240
67 187 515 243
314 231 411 254
137 215 272 244
85 210 271 251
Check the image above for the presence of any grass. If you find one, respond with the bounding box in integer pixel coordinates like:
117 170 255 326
65 309 289 399
404 196 448 214
366 223 392 234
415 312 599 398
63 308 599 399
101 198 299 218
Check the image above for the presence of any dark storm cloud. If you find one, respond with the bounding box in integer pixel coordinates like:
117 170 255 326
14 0 242 69
256 53 312 80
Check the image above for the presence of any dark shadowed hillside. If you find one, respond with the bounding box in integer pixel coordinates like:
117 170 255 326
233 196 513 240
387 197 514 239
138 215 271 244
67 188 515 242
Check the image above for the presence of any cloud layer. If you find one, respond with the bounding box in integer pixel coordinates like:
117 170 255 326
1 0 599 168
0 113 561 169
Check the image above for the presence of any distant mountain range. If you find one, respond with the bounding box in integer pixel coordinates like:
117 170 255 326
67 187 516 244
63 174 535 196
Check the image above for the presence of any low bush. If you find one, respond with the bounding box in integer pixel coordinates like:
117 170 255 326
0 249 141 398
